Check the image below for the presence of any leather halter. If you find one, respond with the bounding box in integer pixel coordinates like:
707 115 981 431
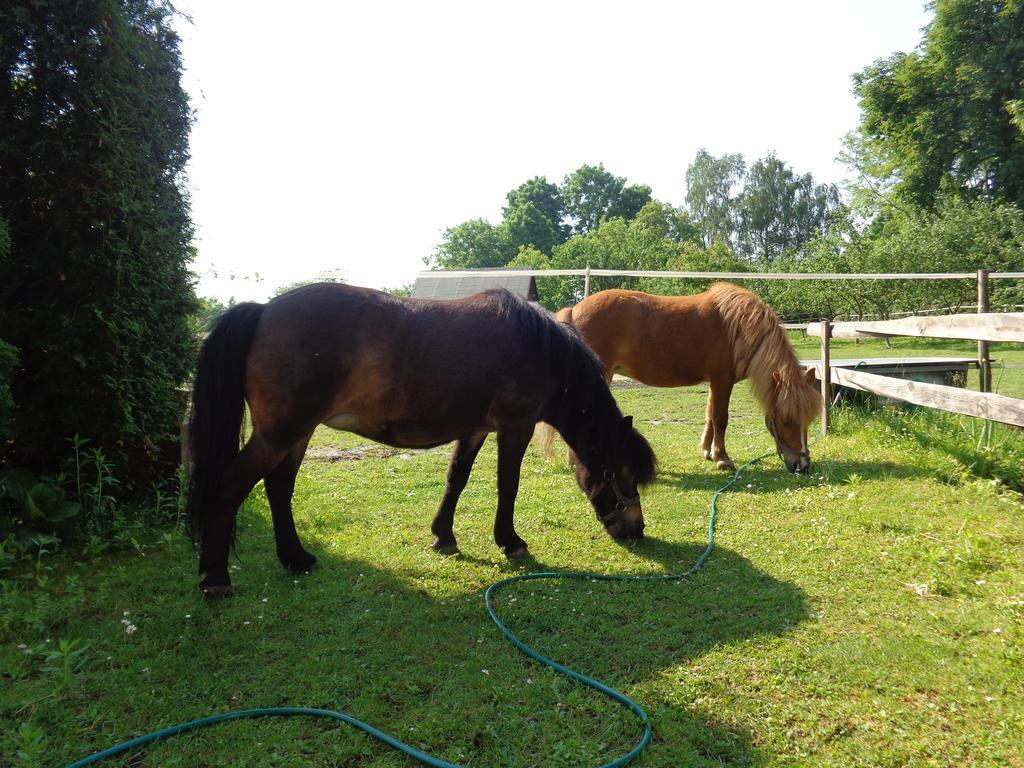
765 417 810 465
588 469 640 524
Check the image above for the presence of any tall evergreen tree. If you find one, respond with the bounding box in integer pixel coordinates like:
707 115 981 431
0 0 196 481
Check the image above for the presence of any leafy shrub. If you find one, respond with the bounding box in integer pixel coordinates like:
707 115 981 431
0 340 16 438
0 1 197 501
0 468 81 527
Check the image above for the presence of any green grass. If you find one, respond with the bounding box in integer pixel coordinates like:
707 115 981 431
2 377 1023 767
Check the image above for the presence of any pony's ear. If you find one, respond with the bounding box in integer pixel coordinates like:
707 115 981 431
621 415 634 433
804 366 818 386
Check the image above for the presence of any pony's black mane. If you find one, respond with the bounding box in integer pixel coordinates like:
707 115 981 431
480 289 656 484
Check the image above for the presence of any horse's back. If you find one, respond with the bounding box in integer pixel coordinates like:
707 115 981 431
567 288 734 387
244 284 563 445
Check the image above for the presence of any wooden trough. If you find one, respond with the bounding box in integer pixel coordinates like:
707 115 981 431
803 357 978 389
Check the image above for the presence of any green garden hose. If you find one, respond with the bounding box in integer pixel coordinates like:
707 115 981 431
65 451 772 768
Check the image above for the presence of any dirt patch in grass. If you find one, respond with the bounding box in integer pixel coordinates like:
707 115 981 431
305 445 410 462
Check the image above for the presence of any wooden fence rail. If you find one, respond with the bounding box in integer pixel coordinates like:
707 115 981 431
418 269 1024 281
831 367 1024 428
806 313 1024 343
811 305 1024 434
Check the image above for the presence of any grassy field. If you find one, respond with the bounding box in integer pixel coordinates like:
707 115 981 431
2 341 1023 767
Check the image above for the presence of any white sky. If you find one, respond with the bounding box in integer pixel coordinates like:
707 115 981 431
175 0 933 302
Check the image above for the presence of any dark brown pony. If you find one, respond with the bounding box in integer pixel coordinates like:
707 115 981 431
555 283 821 474
187 284 656 596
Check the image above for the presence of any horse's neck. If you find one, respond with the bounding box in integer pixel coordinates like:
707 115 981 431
554 410 592 463
550 391 607 469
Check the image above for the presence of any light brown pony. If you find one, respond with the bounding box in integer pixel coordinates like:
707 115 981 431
555 283 822 474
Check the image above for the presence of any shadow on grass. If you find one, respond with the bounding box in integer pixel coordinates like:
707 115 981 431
485 535 809 765
51 510 805 768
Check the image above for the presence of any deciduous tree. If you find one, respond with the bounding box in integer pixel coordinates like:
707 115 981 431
847 0 1024 208
737 153 840 263
685 149 746 247
562 163 651 237
428 218 514 269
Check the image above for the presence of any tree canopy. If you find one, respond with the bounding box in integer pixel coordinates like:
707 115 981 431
684 150 840 261
427 163 656 271
685 150 746 247
847 0 1024 209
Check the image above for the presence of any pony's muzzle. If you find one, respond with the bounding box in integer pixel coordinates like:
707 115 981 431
789 457 810 474
606 507 645 539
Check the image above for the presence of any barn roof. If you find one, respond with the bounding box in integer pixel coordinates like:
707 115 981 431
411 268 539 302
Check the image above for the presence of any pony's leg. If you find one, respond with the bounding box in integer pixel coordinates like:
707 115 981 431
494 424 533 559
708 380 736 471
265 434 317 574
199 433 288 596
431 432 487 555
701 390 715 460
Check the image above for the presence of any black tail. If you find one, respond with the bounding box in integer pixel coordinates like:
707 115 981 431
186 302 266 546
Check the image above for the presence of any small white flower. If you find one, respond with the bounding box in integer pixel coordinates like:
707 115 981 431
124 623 137 635
481 669 489 675
261 598 268 603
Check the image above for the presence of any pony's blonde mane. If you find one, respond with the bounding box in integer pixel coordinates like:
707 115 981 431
708 282 821 427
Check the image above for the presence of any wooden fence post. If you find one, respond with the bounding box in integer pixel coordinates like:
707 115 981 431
977 269 991 393
583 265 591 298
977 269 992 444
820 319 831 436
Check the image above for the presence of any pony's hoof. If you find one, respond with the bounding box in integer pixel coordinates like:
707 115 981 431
716 459 736 471
290 557 317 573
200 583 235 599
504 544 529 559
283 551 318 575
431 538 460 555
